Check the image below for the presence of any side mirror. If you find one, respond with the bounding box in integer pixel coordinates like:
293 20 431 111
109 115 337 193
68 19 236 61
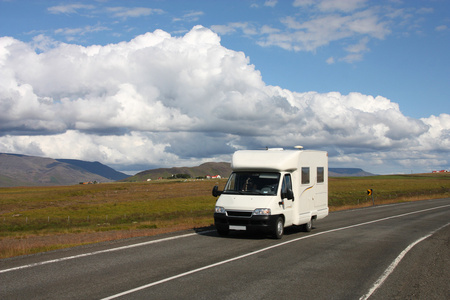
287 189 294 201
212 185 222 197
282 189 294 201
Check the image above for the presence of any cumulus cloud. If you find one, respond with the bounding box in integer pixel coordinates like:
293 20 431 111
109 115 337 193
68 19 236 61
0 26 448 174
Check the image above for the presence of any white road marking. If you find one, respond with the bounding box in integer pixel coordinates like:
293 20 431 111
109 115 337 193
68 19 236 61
101 204 450 299
0 231 212 274
359 222 450 300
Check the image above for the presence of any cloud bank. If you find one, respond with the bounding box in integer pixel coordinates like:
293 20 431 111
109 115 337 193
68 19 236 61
0 26 448 174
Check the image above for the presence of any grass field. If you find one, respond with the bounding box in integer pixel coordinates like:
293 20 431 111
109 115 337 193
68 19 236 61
1 173 449 258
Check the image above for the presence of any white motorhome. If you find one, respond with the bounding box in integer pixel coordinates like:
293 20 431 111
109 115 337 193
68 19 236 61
213 147 328 239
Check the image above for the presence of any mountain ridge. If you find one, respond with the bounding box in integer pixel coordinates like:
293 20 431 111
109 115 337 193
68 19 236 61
123 162 232 181
0 153 375 187
55 159 128 181
124 163 375 181
0 153 128 187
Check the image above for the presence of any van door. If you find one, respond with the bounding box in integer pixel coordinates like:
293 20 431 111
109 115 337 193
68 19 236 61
281 174 294 226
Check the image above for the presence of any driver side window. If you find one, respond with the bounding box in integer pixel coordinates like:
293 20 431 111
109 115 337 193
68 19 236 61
281 174 292 197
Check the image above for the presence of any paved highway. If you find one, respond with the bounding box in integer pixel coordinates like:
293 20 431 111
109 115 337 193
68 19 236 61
1 198 449 299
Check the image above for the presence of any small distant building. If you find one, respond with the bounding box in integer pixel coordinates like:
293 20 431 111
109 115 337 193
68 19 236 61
207 175 221 179
432 170 448 173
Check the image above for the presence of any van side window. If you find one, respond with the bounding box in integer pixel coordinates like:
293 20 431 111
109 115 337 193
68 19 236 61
301 167 310 184
317 167 324 183
281 174 292 197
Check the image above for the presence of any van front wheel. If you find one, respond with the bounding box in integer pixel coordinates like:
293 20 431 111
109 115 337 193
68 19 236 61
273 216 284 239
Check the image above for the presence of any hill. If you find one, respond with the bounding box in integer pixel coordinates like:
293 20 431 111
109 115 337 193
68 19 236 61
0 152 375 187
123 162 231 181
56 159 128 181
328 168 375 177
124 163 374 181
0 153 128 187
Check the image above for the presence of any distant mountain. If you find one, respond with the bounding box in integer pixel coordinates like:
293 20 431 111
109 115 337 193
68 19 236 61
0 152 374 187
123 162 231 181
123 163 374 182
56 159 128 181
328 168 375 177
0 153 128 187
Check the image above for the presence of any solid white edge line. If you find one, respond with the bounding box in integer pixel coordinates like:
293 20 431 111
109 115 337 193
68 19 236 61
359 222 450 300
101 203 450 300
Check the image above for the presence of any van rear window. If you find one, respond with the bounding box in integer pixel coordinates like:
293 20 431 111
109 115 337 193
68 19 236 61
301 167 310 184
317 167 324 183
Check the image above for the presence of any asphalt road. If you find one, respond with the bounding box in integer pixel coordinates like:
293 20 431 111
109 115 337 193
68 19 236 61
1 198 449 300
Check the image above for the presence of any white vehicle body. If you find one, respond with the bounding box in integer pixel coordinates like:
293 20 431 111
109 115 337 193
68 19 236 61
213 147 328 238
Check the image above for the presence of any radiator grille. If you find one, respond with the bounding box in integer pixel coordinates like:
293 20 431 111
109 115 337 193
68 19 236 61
227 210 252 217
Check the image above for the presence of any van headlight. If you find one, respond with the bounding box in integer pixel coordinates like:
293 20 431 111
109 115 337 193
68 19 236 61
215 206 226 214
253 208 271 216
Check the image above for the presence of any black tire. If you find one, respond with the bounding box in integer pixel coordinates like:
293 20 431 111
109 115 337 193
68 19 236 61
273 216 284 239
302 218 313 232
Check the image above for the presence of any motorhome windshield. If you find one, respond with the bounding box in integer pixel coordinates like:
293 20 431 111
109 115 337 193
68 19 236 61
223 172 280 195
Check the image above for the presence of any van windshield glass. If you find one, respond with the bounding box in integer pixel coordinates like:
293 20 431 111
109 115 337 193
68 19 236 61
223 172 280 195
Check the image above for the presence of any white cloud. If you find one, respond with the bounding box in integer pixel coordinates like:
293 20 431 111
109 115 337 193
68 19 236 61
260 25 280 35
210 25 236 35
416 7 433 14
293 0 367 12
175 11 204 22
54 24 110 41
340 37 369 63
212 22 258 36
264 0 278 8
419 114 450 152
292 0 315 7
259 7 390 54
435 25 448 32
31 34 60 52
345 37 369 53
318 0 367 12
48 3 165 21
48 4 95 14
106 7 164 19
0 26 448 174
219 0 432 63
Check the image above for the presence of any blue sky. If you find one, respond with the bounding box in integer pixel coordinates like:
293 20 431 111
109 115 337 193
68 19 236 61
2 0 449 118
0 0 449 174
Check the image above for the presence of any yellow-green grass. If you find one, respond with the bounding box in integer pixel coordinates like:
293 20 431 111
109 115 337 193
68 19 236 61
1 173 449 258
329 173 450 207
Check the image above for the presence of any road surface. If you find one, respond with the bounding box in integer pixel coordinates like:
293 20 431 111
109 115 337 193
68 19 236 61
1 198 449 299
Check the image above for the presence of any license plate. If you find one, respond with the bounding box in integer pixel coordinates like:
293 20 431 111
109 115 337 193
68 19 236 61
230 225 246 231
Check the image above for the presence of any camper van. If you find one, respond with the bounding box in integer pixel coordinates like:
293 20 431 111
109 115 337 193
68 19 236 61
212 147 328 239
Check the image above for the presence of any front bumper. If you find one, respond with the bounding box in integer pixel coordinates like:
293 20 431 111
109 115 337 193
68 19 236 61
214 212 279 233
